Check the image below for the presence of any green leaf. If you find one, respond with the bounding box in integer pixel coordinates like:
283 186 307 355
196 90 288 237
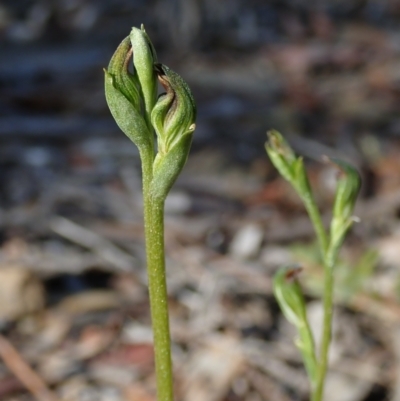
151 133 193 200
274 267 318 386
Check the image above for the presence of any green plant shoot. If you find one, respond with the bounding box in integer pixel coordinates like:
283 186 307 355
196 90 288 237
274 267 317 386
104 25 196 401
266 130 361 401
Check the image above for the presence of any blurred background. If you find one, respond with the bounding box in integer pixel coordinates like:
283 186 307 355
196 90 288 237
1 0 400 400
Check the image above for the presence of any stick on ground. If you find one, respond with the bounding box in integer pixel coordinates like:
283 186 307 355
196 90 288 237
0 334 59 401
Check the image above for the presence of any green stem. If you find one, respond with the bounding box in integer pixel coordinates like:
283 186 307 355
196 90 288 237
298 190 334 401
311 265 333 401
301 193 329 257
311 246 338 401
140 147 174 401
147 198 174 401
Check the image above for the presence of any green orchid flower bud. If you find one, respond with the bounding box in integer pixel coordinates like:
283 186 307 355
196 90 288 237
151 63 196 154
274 267 317 385
150 63 196 199
265 130 297 182
266 130 313 198
331 159 361 222
106 36 140 108
329 159 361 250
130 25 158 120
104 36 151 150
274 267 308 327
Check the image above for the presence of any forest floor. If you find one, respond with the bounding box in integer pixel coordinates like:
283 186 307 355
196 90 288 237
1 1 400 400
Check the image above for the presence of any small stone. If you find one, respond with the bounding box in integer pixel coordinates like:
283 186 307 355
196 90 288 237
0 266 44 324
229 223 264 260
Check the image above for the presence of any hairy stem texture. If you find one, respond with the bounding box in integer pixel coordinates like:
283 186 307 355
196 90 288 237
141 149 174 401
311 245 338 401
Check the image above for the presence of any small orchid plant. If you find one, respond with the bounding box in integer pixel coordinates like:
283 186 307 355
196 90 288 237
105 26 196 401
104 22 359 401
266 130 361 401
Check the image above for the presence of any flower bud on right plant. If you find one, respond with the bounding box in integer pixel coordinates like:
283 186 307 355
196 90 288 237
151 64 196 155
265 130 297 183
265 130 313 198
329 159 361 248
150 63 196 199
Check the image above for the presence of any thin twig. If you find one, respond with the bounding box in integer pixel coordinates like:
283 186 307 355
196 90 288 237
0 334 59 401
50 216 136 272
